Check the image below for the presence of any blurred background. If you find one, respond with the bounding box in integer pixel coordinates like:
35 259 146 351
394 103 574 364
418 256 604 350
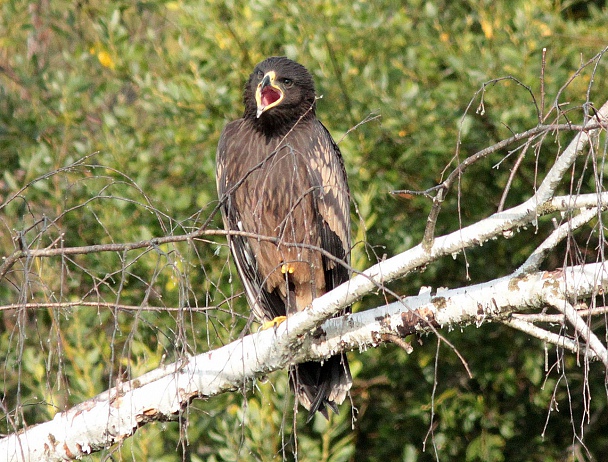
1 1 607 460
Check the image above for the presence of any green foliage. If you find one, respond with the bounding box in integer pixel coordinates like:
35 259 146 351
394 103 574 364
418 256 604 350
1 0 608 460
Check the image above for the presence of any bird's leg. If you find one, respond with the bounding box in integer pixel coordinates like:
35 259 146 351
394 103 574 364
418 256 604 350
259 263 294 330
260 316 287 330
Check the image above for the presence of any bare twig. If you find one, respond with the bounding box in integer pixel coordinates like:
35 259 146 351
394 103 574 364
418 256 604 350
380 333 413 353
540 48 547 121
0 294 245 314
392 122 602 198
502 317 596 360
497 145 529 212
517 207 601 274
391 120 605 245
0 153 101 212
512 306 608 323
546 294 608 368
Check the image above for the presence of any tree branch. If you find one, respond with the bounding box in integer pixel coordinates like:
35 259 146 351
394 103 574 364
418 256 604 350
501 318 591 359
1 263 606 461
546 294 608 367
1 95 606 462
517 206 601 274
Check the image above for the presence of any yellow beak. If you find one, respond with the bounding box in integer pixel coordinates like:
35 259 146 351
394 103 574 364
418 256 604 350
255 71 284 118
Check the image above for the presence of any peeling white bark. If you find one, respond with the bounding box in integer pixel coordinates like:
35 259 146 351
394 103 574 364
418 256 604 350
2 263 607 462
2 102 607 462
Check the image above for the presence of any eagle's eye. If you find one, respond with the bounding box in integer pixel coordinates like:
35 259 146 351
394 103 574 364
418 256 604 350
256 70 263 80
282 78 294 87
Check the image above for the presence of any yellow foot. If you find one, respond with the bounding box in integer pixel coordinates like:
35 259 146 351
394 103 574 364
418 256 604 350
260 316 287 330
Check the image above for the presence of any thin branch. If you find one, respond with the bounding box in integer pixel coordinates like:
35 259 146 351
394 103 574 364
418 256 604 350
391 120 605 246
517 207 601 274
336 112 381 144
0 228 343 282
497 145 529 212
2 263 606 461
540 48 547 120
0 293 245 314
546 294 608 368
512 306 608 323
502 317 594 359
391 123 600 198
0 153 101 212
380 333 413 353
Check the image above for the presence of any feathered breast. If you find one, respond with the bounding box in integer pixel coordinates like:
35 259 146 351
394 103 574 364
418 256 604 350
217 117 350 318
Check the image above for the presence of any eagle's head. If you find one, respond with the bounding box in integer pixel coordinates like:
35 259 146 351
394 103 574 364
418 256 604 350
243 57 316 131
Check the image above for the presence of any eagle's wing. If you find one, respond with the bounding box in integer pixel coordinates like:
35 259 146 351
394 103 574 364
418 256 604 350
216 120 287 322
308 120 351 292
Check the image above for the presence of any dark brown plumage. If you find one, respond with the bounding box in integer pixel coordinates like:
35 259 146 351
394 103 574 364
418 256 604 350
216 56 352 420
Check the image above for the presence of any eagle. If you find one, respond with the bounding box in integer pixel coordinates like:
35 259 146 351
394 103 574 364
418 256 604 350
216 56 352 420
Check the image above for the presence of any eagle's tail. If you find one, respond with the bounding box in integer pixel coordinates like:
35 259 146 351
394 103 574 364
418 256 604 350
289 354 352 422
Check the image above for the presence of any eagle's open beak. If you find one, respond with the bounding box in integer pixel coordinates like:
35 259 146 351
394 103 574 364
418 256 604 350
255 71 284 118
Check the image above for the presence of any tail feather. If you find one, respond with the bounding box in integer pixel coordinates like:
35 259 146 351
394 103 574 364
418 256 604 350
289 354 352 421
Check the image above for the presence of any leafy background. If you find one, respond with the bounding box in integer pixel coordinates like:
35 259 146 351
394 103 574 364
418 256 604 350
1 0 607 460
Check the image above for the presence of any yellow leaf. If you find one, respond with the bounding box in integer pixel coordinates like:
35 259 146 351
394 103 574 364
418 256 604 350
166 1 181 11
539 23 552 37
97 50 115 69
480 18 494 39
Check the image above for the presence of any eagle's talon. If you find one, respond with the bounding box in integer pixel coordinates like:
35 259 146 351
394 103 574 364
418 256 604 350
260 316 287 330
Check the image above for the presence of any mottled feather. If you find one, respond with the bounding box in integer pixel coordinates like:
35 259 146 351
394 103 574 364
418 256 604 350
216 57 352 419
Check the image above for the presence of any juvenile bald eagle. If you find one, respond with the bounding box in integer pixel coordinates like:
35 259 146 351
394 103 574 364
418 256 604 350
216 56 352 420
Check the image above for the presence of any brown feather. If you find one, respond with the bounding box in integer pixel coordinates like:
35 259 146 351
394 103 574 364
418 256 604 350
216 57 352 419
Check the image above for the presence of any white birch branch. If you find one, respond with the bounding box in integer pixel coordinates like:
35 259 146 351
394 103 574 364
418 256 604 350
501 317 591 358
517 206 601 273
290 99 608 333
546 294 608 367
2 262 607 461
512 306 608 323
2 100 606 462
